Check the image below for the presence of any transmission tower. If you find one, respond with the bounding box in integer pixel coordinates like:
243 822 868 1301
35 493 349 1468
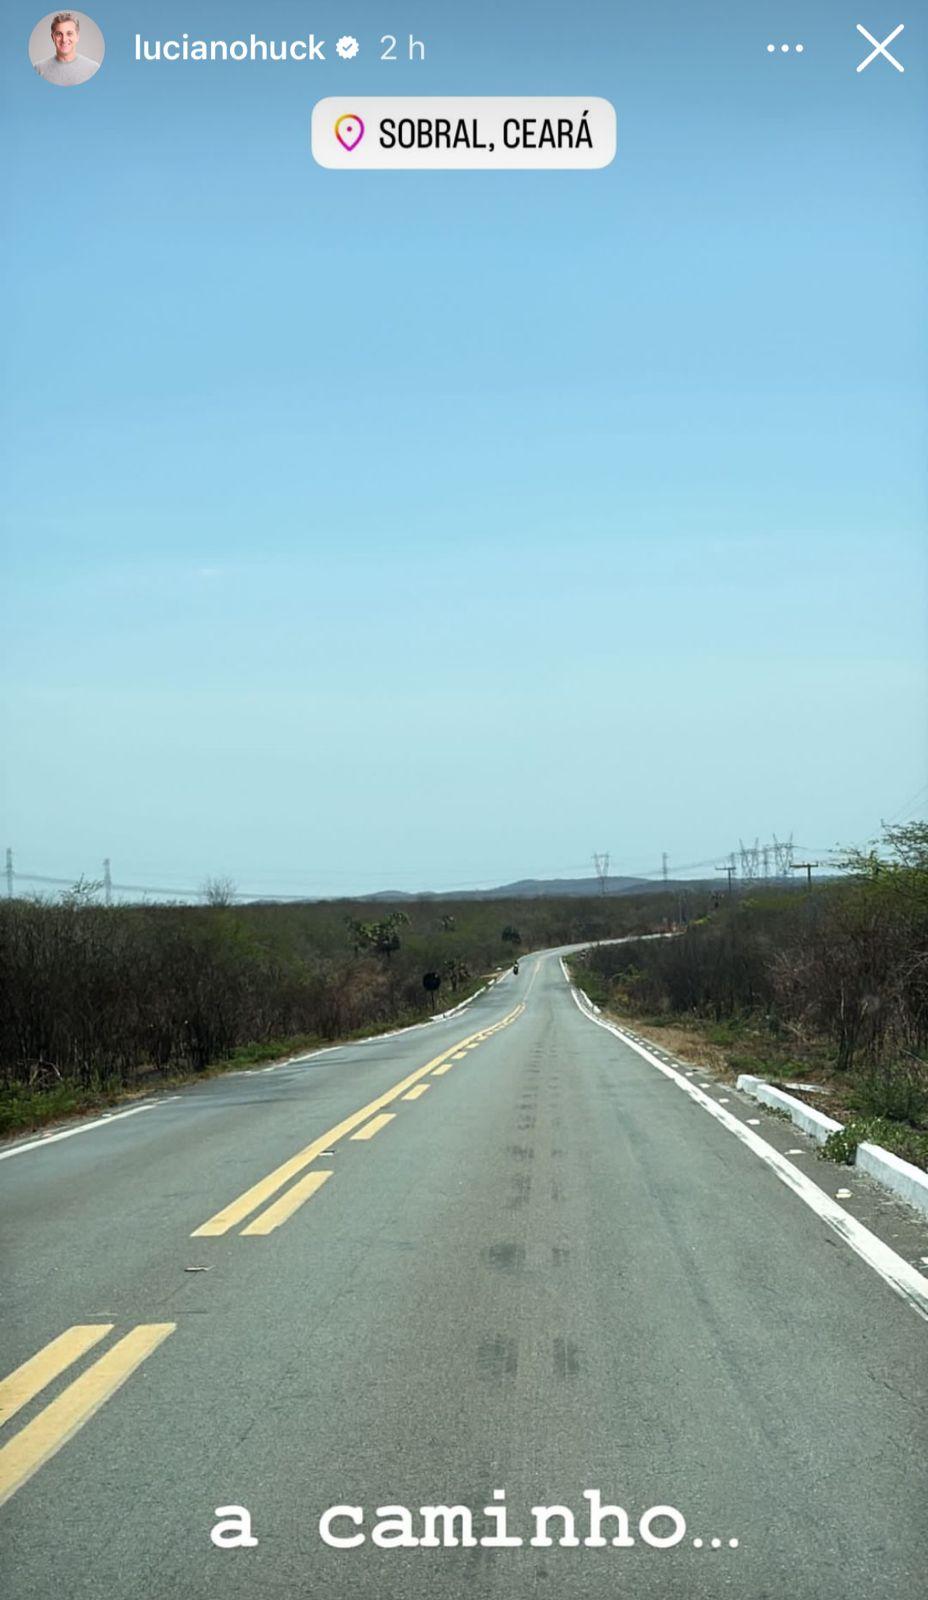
739 838 761 880
592 852 610 896
662 852 669 882
772 833 794 879
103 858 112 907
5 848 12 900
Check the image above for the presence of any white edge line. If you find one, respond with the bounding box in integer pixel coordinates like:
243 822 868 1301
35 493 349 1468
559 961 928 1324
277 981 494 1068
0 1100 163 1161
3 973 498 1150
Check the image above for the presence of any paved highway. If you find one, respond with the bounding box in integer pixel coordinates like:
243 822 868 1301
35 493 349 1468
2 951 927 1599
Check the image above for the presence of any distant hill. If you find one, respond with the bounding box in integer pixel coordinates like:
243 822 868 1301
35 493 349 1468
367 876 703 901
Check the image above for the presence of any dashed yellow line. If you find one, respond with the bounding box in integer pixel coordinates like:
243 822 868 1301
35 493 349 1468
350 1113 395 1142
401 1084 430 1101
0 1324 175 1509
192 1003 523 1237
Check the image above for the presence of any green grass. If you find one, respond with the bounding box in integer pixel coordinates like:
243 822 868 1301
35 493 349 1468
224 1035 322 1067
0 1082 106 1138
822 1118 928 1173
848 1071 928 1128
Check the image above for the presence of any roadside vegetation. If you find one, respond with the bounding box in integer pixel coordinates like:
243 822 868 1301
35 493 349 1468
0 889 668 1137
570 823 928 1171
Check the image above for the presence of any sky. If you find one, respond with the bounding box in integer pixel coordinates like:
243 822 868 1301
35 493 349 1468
2 2 926 897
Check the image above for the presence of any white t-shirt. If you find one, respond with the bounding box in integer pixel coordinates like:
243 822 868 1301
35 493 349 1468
35 53 100 86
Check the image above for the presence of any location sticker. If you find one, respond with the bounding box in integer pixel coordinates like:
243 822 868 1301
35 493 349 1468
335 113 365 152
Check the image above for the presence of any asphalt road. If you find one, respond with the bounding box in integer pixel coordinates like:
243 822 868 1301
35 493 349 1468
2 951 927 1599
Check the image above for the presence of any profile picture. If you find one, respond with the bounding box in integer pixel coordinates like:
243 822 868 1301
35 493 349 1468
29 11 104 86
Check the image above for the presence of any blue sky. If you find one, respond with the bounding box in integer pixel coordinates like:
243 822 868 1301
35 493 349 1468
2 3 926 896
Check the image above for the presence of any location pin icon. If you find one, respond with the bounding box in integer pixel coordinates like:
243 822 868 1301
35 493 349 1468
335 114 365 152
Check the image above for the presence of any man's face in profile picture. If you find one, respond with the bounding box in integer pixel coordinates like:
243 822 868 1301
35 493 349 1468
51 15 79 60
32 11 103 86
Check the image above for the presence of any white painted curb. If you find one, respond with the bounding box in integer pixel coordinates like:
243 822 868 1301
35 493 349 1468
856 1141 928 1221
736 1075 928 1220
735 1075 843 1145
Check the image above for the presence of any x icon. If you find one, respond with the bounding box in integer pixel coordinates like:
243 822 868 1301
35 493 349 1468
856 22 905 72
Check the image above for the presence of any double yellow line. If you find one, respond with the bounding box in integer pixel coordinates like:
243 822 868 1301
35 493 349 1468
192 1002 525 1238
0 1323 174 1508
0 995 527 1506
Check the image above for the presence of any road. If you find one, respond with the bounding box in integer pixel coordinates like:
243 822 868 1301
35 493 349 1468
2 950 927 1599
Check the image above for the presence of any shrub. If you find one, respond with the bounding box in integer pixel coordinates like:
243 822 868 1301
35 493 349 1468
822 1118 928 1173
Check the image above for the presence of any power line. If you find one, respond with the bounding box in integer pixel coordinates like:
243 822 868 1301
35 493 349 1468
2 832 853 906
883 783 928 826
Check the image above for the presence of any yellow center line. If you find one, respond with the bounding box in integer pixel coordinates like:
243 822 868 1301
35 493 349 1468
350 1112 395 1141
0 1324 175 1510
240 1169 332 1236
451 1051 468 1060
0 1325 114 1429
191 1004 523 1237
431 1060 456 1076
401 1084 430 1101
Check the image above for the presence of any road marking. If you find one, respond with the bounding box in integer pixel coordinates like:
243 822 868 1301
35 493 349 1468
564 968 928 1324
0 1324 175 1508
192 1005 523 1236
402 1085 430 1101
0 1102 164 1162
0 1326 113 1428
350 1113 395 1141
431 1061 455 1076
451 1051 468 1060
241 1169 332 1234
1 974 505 1166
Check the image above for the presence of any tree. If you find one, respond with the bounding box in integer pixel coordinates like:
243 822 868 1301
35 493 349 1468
441 957 471 993
501 924 522 947
59 876 104 907
345 909 410 958
202 877 237 907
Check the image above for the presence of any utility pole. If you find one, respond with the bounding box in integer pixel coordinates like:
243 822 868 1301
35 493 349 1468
662 852 669 883
715 861 736 897
791 861 818 891
103 858 112 907
5 848 12 900
592 852 610 896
